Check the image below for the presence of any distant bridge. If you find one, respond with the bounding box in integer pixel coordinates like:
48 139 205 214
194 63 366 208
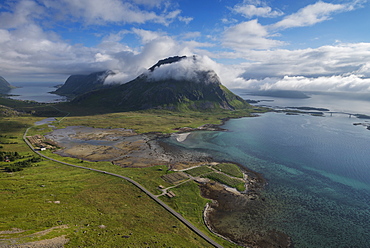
327 112 354 118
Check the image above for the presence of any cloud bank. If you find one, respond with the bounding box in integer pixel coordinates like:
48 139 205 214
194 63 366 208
230 75 370 93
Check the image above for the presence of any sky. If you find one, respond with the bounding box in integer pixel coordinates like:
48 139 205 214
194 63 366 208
1 0 370 92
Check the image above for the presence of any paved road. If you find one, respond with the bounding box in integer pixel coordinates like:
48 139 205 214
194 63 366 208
23 127 223 248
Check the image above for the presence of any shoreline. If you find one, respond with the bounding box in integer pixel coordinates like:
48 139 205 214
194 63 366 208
41 118 292 247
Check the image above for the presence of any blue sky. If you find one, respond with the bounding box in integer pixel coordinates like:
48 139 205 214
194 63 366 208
1 0 370 92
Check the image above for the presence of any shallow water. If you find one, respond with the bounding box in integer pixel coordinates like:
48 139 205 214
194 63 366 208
166 93 370 247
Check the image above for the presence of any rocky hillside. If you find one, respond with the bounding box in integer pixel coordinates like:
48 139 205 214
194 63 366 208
0 76 15 93
70 56 250 112
52 70 115 98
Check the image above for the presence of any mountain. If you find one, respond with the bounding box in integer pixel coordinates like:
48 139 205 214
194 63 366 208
0 76 15 93
52 70 115 98
70 56 250 112
148 55 187 71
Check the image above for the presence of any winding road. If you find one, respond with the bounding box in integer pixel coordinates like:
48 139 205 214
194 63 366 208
23 126 223 248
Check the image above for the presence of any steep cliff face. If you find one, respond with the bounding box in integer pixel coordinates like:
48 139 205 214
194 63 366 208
52 70 115 98
0 76 14 93
69 56 250 111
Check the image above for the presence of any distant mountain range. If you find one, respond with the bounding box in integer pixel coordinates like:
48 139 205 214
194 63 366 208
56 56 250 112
0 76 15 93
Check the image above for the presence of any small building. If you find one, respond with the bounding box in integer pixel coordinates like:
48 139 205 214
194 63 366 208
165 191 176 198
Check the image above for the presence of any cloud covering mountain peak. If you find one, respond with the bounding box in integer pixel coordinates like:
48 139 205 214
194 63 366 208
146 55 221 84
105 55 221 85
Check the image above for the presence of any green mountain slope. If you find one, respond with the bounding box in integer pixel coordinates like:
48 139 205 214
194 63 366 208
70 56 250 112
52 70 115 98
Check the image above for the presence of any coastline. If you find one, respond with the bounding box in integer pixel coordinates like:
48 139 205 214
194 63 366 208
40 118 293 247
197 160 291 248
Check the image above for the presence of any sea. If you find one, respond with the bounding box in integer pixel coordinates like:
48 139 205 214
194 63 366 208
7 86 370 247
165 91 370 248
7 82 66 103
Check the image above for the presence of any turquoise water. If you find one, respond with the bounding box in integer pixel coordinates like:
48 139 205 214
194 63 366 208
167 96 370 247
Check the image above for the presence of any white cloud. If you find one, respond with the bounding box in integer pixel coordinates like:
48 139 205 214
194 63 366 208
0 29 11 43
95 53 112 62
180 32 201 40
238 75 370 93
223 20 286 50
178 16 193 24
223 1 366 51
104 71 131 84
132 28 163 44
40 0 180 25
271 1 346 30
147 55 220 83
0 0 44 28
218 42 370 93
232 0 284 18
246 43 370 78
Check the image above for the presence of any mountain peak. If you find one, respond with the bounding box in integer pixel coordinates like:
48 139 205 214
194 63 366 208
148 55 188 72
146 55 221 85
70 56 250 112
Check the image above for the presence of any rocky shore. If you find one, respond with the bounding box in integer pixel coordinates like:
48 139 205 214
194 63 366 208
200 165 292 248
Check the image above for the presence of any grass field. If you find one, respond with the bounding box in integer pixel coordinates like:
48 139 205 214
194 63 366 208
212 163 244 178
204 172 246 192
49 108 262 133
0 161 214 247
185 166 214 177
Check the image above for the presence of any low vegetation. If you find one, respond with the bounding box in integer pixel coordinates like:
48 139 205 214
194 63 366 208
213 163 244 178
186 166 214 177
204 172 246 192
0 162 213 247
3 156 42 172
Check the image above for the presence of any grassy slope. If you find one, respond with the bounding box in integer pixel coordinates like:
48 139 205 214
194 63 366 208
50 108 264 134
0 99 262 247
1 162 213 247
0 116 216 247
